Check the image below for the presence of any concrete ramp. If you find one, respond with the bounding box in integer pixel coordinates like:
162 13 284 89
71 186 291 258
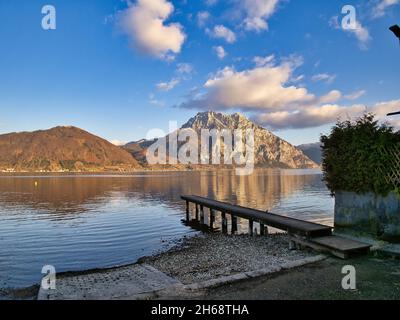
290 235 372 259
38 264 183 300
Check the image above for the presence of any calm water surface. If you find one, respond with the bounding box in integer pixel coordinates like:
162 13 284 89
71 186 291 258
0 169 333 289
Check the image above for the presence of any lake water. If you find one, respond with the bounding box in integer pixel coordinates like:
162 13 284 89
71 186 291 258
0 169 334 290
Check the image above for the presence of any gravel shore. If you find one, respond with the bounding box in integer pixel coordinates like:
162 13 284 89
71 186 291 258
141 233 316 284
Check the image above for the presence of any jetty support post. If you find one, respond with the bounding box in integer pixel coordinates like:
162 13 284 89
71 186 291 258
231 215 238 234
210 209 215 229
200 205 205 224
186 201 190 222
195 204 199 221
249 220 254 236
222 212 228 234
260 223 265 236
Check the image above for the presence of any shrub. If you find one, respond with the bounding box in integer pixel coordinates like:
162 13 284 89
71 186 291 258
321 114 400 196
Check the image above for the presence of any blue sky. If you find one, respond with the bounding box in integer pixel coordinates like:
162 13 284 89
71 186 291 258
0 0 399 145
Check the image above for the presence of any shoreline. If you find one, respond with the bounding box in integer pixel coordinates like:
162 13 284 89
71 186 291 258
36 233 321 300
139 233 317 285
0 235 190 300
4 232 399 300
0 167 323 177
3 233 319 300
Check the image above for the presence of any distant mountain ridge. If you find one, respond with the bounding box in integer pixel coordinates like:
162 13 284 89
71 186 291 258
297 142 322 165
125 112 318 169
0 112 319 172
0 126 141 172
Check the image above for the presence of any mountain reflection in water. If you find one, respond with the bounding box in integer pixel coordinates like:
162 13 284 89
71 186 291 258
0 169 333 289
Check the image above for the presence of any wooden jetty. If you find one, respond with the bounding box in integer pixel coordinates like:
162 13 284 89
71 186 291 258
181 195 371 259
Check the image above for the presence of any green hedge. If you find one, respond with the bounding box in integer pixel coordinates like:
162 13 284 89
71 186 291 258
320 114 400 196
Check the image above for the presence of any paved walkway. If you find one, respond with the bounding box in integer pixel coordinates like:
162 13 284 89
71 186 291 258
37 255 326 300
38 264 183 300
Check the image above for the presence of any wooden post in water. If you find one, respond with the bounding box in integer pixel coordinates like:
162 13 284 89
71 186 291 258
195 204 199 221
231 215 238 234
222 212 228 234
200 205 205 224
210 209 215 229
249 220 254 236
186 201 190 222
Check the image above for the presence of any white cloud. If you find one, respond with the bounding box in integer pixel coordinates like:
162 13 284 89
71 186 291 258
197 11 210 27
118 0 186 60
254 100 400 130
372 0 399 18
176 63 194 75
179 52 400 130
254 104 366 129
290 74 305 83
207 25 237 43
319 90 342 104
155 63 194 92
328 15 340 29
156 78 180 91
180 56 315 111
149 93 165 107
110 140 126 146
239 0 280 32
369 99 400 128
329 16 371 49
253 55 275 67
311 73 337 84
345 90 366 100
351 22 372 48
213 46 227 59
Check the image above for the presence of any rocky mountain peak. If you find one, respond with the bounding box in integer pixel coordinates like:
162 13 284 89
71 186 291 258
182 111 259 131
135 111 319 169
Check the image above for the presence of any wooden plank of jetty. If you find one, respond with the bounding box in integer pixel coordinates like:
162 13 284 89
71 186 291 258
182 195 332 238
310 236 371 259
288 235 372 259
182 195 372 259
